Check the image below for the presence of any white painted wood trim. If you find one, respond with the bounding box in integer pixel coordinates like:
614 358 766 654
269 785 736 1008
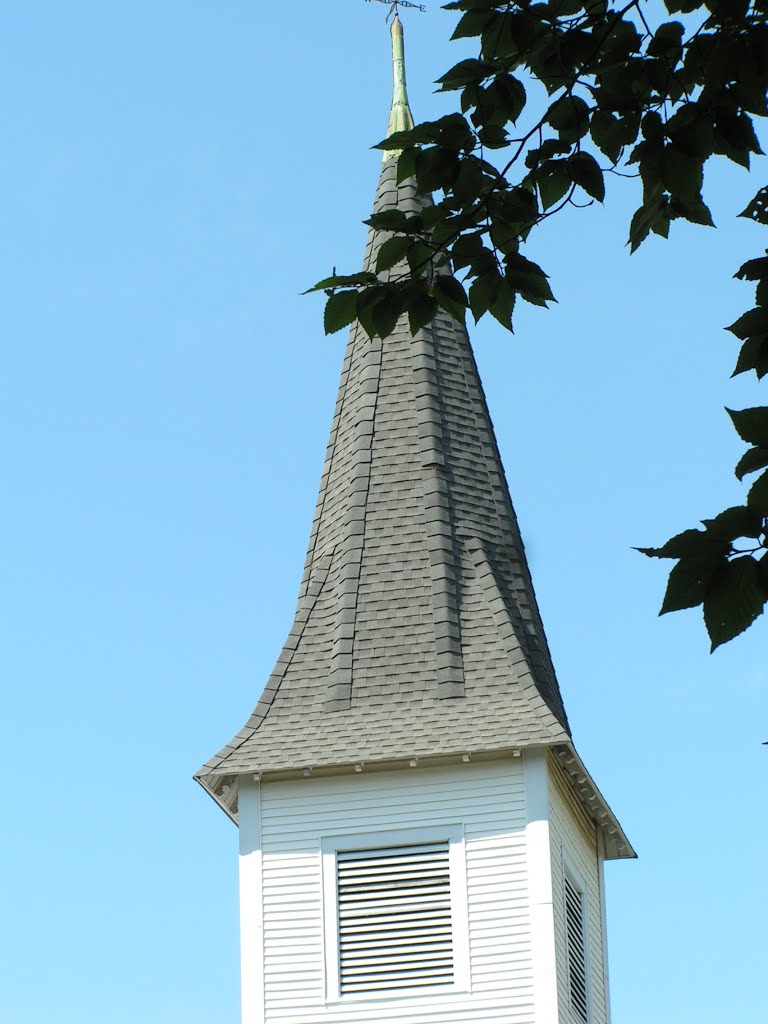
320 823 471 1004
524 748 559 1024
238 779 265 1024
597 829 612 1024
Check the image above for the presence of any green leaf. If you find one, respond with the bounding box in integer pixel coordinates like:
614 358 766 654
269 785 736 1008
469 267 502 322
437 58 493 91
323 291 357 335
371 290 403 339
663 0 701 14
451 8 496 39
406 242 435 276
443 0 499 9
434 113 476 152
375 127 425 151
647 20 684 59
432 275 469 324
666 105 715 160
660 554 724 614
364 210 409 232
407 292 437 336
661 146 703 202
527 139 571 167
451 158 485 203
451 232 486 271
505 254 555 306
590 109 624 164
538 163 571 211
396 147 418 185
303 271 377 295
480 11 517 60
489 187 538 233
376 236 411 274
748 469 768 512
420 205 447 231
733 336 768 378
704 557 768 651
485 74 527 126
628 198 665 253
714 112 763 169
670 195 715 227
489 279 515 331
488 218 520 255
568 152 605 202
415 147 461 193
727 307 768 341
547 96 590 142
355 287 386 340
641 111 664 141
735 447 768 481
701 505 764 539
740 187 768 225
638 529 729 560
477 124 509 149
728 406 768 447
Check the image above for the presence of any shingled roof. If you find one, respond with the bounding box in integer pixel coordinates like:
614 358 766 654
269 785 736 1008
196 15 576 801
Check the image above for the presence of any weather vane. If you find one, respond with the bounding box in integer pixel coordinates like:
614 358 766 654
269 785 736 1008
365 0 426 19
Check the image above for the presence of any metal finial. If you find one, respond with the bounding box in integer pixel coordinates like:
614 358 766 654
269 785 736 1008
384 9 416 159
365 1 423 159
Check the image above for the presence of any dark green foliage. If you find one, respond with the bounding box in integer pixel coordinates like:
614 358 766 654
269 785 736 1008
640 502 768 649
376 236 412 274
306 0 768 648
703 557 767 649
324 291 358 335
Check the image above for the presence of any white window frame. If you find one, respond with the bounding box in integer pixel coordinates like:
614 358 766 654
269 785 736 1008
321 824 471 1003
562 857 592 1024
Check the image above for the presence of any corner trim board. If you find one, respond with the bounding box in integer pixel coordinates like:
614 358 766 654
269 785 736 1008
524 748 559 1024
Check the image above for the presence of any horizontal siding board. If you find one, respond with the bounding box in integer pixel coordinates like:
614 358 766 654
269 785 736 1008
262 791 525 819
262 1003 535 1023
263 810 522 835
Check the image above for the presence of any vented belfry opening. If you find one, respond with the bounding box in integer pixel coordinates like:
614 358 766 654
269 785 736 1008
336 841 454 995
564 873 589 1023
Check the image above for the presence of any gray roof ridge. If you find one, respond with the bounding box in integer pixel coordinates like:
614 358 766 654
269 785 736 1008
467 537 568 739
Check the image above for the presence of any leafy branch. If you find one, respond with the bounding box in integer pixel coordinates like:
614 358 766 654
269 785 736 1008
307 0 768 649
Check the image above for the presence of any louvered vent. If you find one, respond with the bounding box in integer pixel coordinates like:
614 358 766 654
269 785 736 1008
336 842 454 994
564 874 588 1023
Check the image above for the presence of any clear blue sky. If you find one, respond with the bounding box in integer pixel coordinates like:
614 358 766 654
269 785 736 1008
1 3 766 1023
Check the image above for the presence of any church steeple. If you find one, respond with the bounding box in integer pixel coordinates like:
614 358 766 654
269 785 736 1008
199 20 633 1024
196 14 631 865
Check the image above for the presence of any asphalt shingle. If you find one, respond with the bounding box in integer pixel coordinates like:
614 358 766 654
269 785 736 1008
196 156 572 796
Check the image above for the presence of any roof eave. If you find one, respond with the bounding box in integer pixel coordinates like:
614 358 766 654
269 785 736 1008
194 772 239 825
552 742 636 860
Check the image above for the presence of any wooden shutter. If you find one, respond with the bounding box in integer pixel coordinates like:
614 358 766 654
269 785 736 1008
564 874 588 1023
335 841 454 994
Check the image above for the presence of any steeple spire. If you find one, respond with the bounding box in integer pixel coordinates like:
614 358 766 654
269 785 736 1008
195 8 632 862
385 12 415 154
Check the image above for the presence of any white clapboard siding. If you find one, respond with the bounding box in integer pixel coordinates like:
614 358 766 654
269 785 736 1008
548 758 608 1024
248 759 534 1024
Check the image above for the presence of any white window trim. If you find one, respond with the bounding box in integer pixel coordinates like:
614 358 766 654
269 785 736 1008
562 855 592 1024
321 824 471 1004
